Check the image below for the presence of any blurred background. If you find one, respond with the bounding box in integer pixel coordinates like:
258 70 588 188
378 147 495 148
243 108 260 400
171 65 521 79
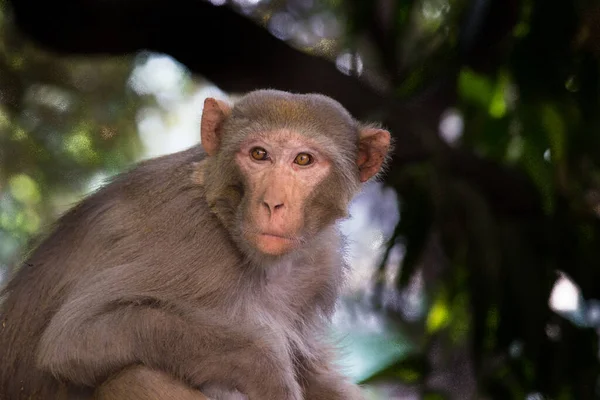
1 0 600 398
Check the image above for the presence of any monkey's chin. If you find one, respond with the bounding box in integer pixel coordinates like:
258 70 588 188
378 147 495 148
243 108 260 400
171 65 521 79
254 234 297 256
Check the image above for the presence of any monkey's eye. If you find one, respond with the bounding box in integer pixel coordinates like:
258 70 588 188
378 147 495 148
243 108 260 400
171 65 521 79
250 147 269 161
294 153 313 166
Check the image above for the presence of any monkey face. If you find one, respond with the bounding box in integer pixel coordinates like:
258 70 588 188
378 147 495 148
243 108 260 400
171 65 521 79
199 90 391 264
235 130 332 256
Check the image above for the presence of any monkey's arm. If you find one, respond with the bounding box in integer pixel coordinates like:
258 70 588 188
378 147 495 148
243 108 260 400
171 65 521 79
37 265 301 400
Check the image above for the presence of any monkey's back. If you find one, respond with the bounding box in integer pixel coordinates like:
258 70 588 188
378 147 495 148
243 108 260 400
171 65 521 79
0 145 210 399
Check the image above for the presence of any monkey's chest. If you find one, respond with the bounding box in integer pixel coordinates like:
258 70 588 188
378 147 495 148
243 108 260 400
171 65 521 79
233 286 315 359
261 308 309 352
232 260 326 355
201 301 309 400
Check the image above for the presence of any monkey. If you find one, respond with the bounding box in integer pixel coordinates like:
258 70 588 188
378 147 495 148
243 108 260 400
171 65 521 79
0 89 392 400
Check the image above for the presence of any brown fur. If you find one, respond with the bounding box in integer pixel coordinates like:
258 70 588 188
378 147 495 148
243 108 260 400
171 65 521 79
95 366 209 400
0 90 391 399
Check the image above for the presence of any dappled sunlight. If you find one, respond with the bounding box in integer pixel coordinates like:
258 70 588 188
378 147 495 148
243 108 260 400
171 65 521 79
549 272 581 314
130 54 227 160
439 107 463 145
309 11 341 39
548 271 588 328
526 393 545 400
335 51 364 76
265 5 343 54
24 84 73 113
548 272 600 336
333 182 412 394
339 181 400 293
420 0 450 24
232 0 263 7
268 12 299 41
0 105 9 128
129 53 190 108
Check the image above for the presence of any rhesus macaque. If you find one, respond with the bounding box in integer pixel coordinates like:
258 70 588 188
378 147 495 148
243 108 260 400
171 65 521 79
0 90 391 400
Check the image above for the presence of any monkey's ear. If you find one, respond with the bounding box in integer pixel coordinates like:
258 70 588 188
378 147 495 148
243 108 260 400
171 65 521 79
357 127 391 182
201 98 232 156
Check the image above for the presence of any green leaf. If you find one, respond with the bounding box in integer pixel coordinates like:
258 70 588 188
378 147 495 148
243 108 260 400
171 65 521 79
426 291 451 333
9 174 41 205
458 68 494 109
540 103 566 163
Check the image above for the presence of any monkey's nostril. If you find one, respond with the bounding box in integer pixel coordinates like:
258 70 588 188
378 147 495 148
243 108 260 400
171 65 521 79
262 201 284 212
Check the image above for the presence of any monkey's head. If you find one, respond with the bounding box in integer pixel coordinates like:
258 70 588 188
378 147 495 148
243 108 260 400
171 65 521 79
198 90 391 264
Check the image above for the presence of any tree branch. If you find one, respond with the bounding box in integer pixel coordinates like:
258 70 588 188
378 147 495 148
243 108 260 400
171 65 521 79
7 0 541 215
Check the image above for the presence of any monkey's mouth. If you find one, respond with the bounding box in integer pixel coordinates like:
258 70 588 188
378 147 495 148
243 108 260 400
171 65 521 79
260 232 293 240
254 232 299 255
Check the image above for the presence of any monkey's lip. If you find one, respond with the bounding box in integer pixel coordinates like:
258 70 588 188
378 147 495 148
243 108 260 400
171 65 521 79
259 232 294 241
258 232 297 245
253 232 299 255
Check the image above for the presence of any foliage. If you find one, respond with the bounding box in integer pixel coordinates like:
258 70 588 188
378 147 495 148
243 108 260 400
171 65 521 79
362 0 600 398
0 6 146 270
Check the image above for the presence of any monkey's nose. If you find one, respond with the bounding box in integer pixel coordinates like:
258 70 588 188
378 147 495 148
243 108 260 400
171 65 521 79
262 200 285 215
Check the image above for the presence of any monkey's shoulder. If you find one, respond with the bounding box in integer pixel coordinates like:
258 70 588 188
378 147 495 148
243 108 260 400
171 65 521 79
39 145 213 255
111 144 206 195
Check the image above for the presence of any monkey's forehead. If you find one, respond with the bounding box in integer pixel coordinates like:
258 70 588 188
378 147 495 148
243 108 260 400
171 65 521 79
233 90 356 125
229 91 358 142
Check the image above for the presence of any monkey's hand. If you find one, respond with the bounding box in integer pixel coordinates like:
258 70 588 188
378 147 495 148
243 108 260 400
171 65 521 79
36 265 302 400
